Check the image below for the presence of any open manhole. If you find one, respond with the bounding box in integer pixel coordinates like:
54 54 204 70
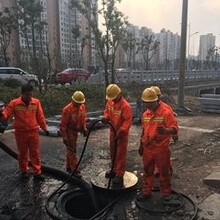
56 188 97 220
48 187 127 220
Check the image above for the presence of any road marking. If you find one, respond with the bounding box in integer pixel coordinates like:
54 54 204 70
179 126 215 133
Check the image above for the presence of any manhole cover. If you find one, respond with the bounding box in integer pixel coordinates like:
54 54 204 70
91 171 138 191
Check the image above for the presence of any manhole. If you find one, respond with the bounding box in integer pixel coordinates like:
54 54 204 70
135 189 184 214
56 188 97 220
91 170 138 191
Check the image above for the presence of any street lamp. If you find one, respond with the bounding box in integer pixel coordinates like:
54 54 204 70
187 31 199 70
188 31 199 58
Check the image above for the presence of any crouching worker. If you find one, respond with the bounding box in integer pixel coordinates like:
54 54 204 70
138 87 178 201
102 84 132 185
60 91 87 178
0 84 49 181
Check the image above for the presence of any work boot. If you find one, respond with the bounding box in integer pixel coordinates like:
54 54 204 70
20 172 29 180
112 176 123 185
33 174 45 182
162 195 172 204
136 193 152 202
73 171 82 178
66 168 71 173
105 170 116 178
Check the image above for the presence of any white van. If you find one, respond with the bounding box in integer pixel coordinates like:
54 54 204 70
0 67 39 86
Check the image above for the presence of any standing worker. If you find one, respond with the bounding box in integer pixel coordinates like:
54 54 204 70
0 84 49 181
60 91 87 178
102 84 132 185
151 86 178 177
151 86 178 142
138 87 178 201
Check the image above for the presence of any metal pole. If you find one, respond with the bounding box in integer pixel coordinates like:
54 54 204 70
177 0 188 110
187 23 191 70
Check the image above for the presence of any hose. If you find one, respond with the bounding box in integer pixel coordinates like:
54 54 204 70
71 119 117 178
1 123 197 219
0 119 118 219
0 139 94 190
177 191 198 220
89 195 123 220
136 187 198 220
44 119 117 219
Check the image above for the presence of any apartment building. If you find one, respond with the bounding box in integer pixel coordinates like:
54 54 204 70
199 33 216 61
116 24 181 70
0 0 97 71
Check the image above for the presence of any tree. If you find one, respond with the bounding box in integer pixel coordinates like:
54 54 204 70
206 46 220 70
136 34 159 70
0 8 16 66
15 0 48 81
72 24 89 68
121 30 137 70
71 0 128 86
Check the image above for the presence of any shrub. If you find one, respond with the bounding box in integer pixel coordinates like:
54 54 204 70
3 79 22 88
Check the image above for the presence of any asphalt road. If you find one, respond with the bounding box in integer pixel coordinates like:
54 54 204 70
1 114 220 219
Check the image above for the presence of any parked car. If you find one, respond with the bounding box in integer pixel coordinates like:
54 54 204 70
55 68 92 85
0 67 39 87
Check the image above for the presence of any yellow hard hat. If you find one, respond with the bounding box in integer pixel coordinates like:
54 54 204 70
151 86 161 96
106 84 121 100
142 88 158 102
72 91 85 103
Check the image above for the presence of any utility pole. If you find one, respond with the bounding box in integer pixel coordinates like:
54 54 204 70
177 0 188 110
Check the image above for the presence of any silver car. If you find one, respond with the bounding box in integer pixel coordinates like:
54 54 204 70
0 67 39 87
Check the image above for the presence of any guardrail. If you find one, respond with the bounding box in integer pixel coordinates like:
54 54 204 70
87 70 220 84
198 94 220 113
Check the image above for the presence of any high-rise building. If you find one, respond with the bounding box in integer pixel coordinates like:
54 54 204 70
156 29 180 69
199 33 216 61
0 0 97 71
116 25 180 70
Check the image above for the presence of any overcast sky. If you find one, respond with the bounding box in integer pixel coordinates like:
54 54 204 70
115 0 220 53
117 0 219 35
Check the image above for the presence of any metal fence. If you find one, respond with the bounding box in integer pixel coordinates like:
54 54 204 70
87 70 220 84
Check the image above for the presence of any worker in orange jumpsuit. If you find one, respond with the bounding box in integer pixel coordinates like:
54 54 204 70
151 86 178 177
138 88 178 202
0 84 49 181
102 84 132 185
60 91 87 178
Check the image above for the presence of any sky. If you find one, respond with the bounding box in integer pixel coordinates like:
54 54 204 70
113 0 220 55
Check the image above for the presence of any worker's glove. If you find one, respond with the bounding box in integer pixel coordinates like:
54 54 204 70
45 130 50 136
101 117 109 124
139 141 143 156
157 125 168 134
82 128 88 137
63 138 69 146
172 134 178 142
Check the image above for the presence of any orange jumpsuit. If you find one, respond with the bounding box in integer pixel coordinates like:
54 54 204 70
154 101 177 175
60 103 87 172
104 97 132 177
1 97 47 175
141 103 178 196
